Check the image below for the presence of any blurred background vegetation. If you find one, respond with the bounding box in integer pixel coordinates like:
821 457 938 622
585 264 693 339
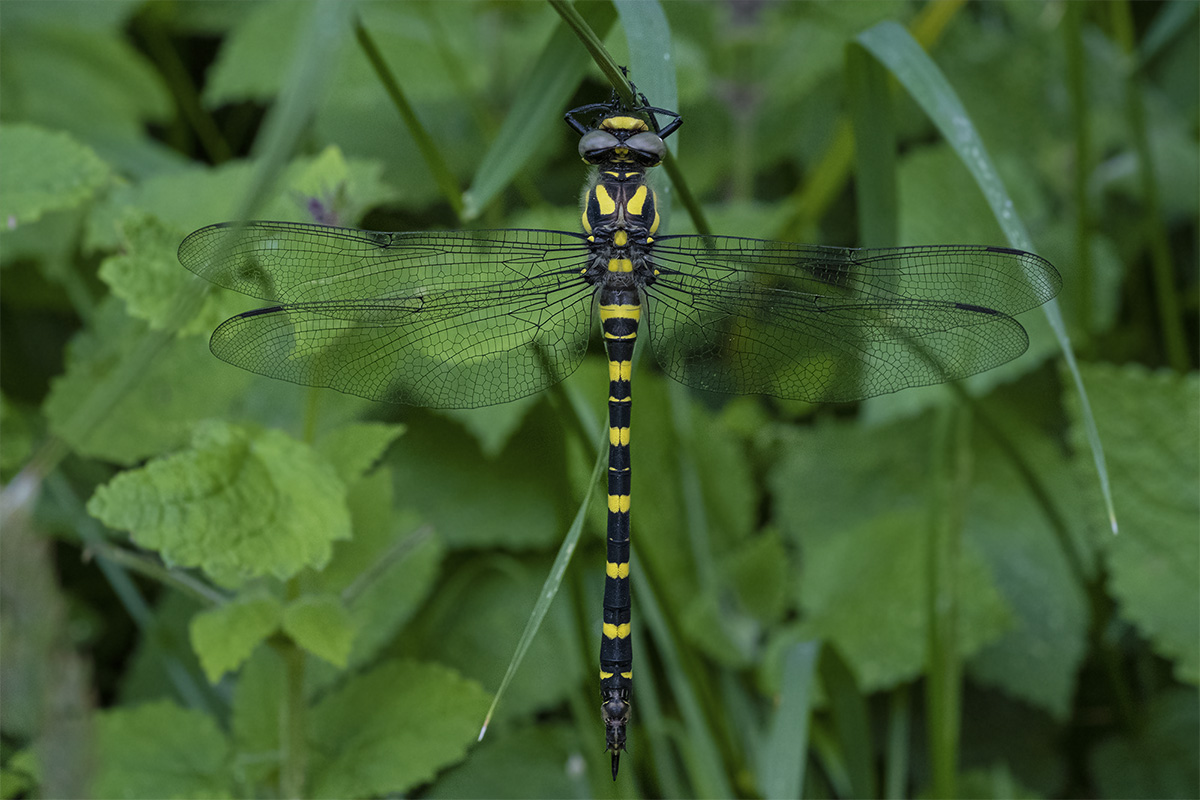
0 1 1196 798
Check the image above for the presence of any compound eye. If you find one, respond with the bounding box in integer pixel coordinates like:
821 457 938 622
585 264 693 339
626 131 666 164
579 130 619 162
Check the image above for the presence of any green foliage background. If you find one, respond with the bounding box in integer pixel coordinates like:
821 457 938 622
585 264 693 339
1 1 1197 798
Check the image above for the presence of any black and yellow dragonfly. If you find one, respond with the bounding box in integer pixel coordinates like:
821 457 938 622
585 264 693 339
179 86 1061 779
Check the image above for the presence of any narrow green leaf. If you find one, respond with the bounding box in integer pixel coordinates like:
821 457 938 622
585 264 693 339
762 640 820 800
820 645 877 799
845 43 897 247
462 2 617 219
87 421 351 585
282 594 357 668
854 21 1116 536
0 124 111 225
308 659 491 798
354 17 463 218
92 701 233 800
190 590 283 683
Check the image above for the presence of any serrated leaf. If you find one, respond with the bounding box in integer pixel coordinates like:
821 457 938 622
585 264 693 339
308 659 491 798
189 591 282 683
87 421 351 585
282 594 355 668
97 211 237 337
1066 363 1200 682
0 124 111 225
316 422 406 485
92 701 233 800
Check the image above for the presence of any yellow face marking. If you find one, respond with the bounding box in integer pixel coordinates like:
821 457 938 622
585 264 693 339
609 426 630 446
600 670 613 679
602 116 649 133
594 185 616 216
627 185 648 217
606 258 633 273
607 494 631 513
606 561 630 579
603 622 632 639
608 360 632 382
614 230 628 247
621 671 633 679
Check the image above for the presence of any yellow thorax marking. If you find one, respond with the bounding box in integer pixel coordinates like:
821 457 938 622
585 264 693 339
606 561 630 579
594 185 616 216
627 185 649 216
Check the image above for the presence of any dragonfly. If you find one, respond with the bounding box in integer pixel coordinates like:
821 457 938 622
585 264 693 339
179 84 1062 779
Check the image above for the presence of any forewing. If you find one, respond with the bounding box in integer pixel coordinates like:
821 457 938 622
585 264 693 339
645 237 1061 403
178 221 589 304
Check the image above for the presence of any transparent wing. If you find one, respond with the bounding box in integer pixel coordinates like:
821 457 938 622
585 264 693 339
180 222 595 408
645 236 1062 403
178 221 590 304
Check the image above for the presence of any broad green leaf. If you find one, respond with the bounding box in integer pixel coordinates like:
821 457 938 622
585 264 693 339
98 211 244 337
87 421 351 585
1067 363 1200 682
307 469 443 691
426 723 585 799
315 421 406 485
0 18 173 176
282 594 356 668
308 659 491 798
0 124 111 225
386 407 568 550
727 527 790 624
230 647 286 788
438 398 540 459
44 298 256 465
402 557 581 727
85 147 394 253
1089 687 1199 798
771 417 1012 689
189 590 282 683
92 701 233 800
964 406 1090 721
0 396 35 476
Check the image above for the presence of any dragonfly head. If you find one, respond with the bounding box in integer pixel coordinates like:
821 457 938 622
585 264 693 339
578 116 666 167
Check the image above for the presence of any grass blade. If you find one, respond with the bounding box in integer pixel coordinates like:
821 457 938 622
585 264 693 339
354 16 463 219
762 640 821 800
854 21 1117 535
462 2 617 219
